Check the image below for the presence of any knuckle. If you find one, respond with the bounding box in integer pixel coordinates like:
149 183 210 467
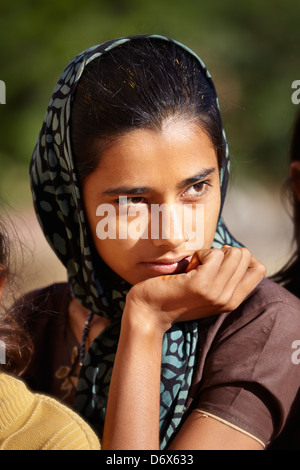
197 248 217 263
251 258 266 275
226 246 243 260
257 262 267 276
240 247 252 262
220 293 232 307
205 292 219 305
225 299 240 311
216 292 232 308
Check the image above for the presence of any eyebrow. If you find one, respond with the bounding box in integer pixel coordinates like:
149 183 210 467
177 168 216 190
101 167 216 196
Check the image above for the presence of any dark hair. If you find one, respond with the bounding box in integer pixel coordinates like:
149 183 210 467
0 226 8 282
271 111 300 298
0 218 33 375
71 37 225 182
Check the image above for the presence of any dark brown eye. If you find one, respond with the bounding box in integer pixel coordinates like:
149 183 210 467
182 182 207 198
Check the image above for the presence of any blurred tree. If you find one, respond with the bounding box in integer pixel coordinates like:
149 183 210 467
0 0 299 192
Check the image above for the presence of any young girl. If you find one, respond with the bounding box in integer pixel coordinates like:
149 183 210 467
16 35 300 450
0 219 100 450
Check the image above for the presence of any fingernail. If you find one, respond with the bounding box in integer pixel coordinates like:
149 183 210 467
186 252 200 273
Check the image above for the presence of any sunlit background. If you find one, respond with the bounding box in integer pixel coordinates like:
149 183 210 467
0 0 299 296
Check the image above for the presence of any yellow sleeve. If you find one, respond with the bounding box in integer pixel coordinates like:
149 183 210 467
0 374 100 450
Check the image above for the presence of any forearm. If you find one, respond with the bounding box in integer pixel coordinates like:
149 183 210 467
102 307 164 450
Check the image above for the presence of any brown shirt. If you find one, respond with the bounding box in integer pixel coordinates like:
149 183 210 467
185 278 300 448
13 278 300 449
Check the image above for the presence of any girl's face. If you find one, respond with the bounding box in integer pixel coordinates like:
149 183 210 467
82 119 221 285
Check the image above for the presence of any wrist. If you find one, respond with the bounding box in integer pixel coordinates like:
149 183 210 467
123 289 168 339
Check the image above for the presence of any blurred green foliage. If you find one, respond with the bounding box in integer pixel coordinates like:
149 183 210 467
0 0 299 203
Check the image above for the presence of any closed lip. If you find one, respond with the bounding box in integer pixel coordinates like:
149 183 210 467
141 255 192 274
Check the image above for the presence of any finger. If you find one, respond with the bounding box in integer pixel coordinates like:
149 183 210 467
186 249 226 297
193 248 225 279
216 247 252 286
186 252 201 273
233 256 266 293
196 247 262 309
193 247 248 299
221 257 266 310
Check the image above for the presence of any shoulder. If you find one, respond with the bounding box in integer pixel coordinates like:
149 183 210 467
245 277 300 310
33 394 101 450
0 374 100 450
219 278 300 337
208 278 300 376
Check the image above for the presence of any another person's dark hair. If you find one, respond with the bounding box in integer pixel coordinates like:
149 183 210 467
0 218 33 375
0 226 8 283
71 37 226 182
271 111 300 297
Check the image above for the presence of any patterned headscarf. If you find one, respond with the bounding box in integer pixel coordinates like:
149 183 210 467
30 35 241 448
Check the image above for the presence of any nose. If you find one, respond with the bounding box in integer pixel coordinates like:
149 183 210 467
149 203 188 249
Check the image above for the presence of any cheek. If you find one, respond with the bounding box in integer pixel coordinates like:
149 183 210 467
92 235 137 271
93 237 145 285
92 237 128 277
204 192 221 241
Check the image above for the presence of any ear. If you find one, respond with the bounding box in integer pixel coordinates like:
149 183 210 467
290 161 300 201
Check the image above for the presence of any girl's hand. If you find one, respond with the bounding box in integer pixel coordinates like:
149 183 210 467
125 246 266 334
